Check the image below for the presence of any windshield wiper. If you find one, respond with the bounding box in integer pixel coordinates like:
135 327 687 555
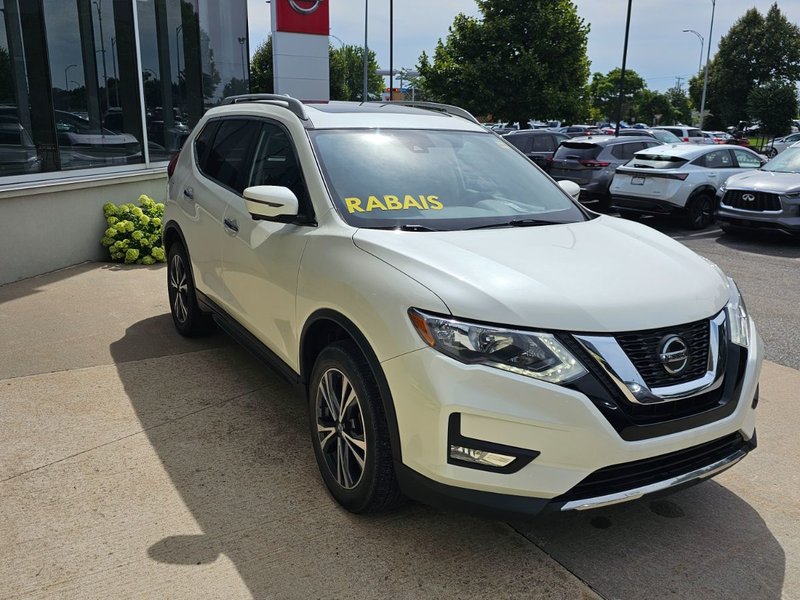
466 219 557 230
370 224 441 232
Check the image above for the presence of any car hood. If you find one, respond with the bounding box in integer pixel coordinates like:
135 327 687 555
353 216 729 333
725 169 800 193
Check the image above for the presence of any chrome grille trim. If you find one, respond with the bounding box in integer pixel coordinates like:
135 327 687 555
574 311 726 404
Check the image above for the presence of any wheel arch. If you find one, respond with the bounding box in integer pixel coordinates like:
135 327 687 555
687 184 717 206
162 220 188 255
300 309 403 462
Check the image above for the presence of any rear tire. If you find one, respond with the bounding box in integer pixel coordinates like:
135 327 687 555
686 193 715 230
309 340 403 513
167 242 215 337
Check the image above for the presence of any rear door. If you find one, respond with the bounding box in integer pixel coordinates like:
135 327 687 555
529 133 558 168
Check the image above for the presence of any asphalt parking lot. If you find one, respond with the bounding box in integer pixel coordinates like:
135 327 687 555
1 221 799 599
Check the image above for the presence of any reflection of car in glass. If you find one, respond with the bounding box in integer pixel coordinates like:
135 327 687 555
716 143 800 235
163 95 762 518
54 110 141 168
0 118 43 175
147 106 191 156
610 144 765 229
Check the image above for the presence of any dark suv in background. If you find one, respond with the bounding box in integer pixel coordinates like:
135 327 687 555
504 130 569 169
548 135 660 209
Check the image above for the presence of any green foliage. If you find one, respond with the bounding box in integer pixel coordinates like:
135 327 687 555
689 3 800 128
329 44 383 101
101 196 166 265
250 39 274 94
417 0 591 124
589 68 646 122
748 80 799 136
250 38 382 101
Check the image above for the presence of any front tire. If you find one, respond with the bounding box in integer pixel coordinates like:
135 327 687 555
686 193 715 230
167 242 215 336
309 341 402 513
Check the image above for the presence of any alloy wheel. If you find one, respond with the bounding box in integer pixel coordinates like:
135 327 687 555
169 253 189 324
315 368 367 489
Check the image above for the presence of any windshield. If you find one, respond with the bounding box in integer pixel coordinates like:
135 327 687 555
311 129 588 230
762 147 800 173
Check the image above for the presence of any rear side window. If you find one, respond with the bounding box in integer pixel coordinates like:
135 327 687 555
193 121 218 171
610 142 644 160
505 135 531 153
553 142 601 160
201 119 261 194
688 129 703 139
693 149 733 168
531 134 556 152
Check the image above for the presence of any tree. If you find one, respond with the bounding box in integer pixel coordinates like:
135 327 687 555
417 0 590 126
589 68 646 123
250 39 382 101
636 89 673 126
664 85 693 124
329 44 383 101
250 39 274 94
748 80 799 137
689 3 800 128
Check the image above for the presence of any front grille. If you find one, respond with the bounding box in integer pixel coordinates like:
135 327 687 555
723 190 782 212
554 433 746 502
616 319 710 388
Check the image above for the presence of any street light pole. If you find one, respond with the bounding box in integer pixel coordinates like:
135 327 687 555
615 0 633 137
389 0 393 100
111 37 119 106
362 0 369 102
699 0 716 130
682 29 704 74
93 0 109 109
65 64 77 92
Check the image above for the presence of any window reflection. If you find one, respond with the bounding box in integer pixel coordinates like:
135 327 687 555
0 0 247 179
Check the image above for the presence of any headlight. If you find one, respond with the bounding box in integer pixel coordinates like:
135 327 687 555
718 181 727 194
408 309 587 384
725 278 750 348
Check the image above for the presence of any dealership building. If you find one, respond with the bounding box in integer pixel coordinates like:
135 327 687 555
0 0 249 284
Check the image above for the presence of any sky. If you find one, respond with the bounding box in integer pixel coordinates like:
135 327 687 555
247 0 800 92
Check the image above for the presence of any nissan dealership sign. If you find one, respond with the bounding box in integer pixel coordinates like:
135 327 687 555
272 0 330 100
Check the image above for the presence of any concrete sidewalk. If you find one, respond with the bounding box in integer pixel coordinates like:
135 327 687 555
0 263 797 599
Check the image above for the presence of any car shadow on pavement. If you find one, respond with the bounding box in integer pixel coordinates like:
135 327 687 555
110 315 597 598
513 472 785 599
715 229 800 259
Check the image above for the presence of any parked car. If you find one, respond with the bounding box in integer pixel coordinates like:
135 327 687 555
701 131 729 144
653 125 705 144
0 118 42 175
503 129 569 169
557 124 601 138
760 132 800 157
548 135 660 208
716 142 800 235
54 110 141 168
618 128 683 144
164 94 761 518
610 144 765 229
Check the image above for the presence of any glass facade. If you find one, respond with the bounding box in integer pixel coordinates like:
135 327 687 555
0 0 247 180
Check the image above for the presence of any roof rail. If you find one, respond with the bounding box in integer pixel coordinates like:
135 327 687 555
370 101 481 125
220 94 308 121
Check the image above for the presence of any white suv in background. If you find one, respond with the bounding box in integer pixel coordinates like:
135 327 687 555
163 95 762 518
610 143 764 229
654 125 705 144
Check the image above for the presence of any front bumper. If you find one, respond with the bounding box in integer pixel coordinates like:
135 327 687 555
716 202 800 235
382 318 762 518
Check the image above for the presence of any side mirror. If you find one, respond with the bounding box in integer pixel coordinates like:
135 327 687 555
242 185 299 219
558 179 581 201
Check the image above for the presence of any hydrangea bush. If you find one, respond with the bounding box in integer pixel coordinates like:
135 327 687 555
100 195 167 265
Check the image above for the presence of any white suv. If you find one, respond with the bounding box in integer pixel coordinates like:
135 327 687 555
163 95 762 518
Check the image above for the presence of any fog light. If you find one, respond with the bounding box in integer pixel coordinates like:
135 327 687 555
449 445 516 468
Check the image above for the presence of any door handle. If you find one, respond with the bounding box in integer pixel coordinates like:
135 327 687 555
223 218 239 233
183 187 194 200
